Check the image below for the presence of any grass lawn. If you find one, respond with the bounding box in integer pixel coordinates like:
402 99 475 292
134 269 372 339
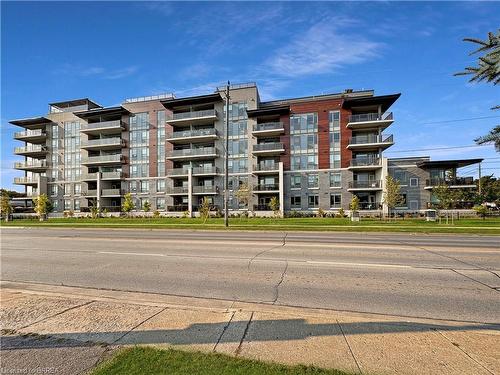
1 216 499 234
91 346 353 375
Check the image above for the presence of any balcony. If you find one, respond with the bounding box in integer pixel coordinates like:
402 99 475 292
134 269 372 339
167 205 189 212
424 177 476 189
14 129 46 143
166 128 218 143
193 166 218 176
83 189 98 197
80 137 124 150
80 120 124 135
81 154 123 166
347 134 394 150
348 158 381 170
14 160 48 171
253 163 279 174
101 171 123 180
192 185 217 195
348 180 382 191
358 202 382 210
252 122 285 137
167 168 190 177
252 142 285 156
167 186 189 195
254 204 272 211
347 112 394 130
254 183 279 193
167 109 217 126
166 147 218 161
101 188 122 197
14 145 48 157
14 177 38 186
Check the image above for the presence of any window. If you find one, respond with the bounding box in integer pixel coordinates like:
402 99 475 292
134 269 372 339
409 200 419 210
140 180 149 193
291 196 301 208
307 173 319 188
330 172 341 187
64 199 71 210
74 183 81 195
130 112 150 178
308 195 319 208
290 174 301 189
330 194 342 208
52 200 58 211
290 113 318 171
74 200 80 211
394 171 407 184
129 180 138 193
156 198 166 210
410 178 418 187
64 184 71 196
156 179 165 193
50 185 58 197
397 194 408 208
329 111 341 169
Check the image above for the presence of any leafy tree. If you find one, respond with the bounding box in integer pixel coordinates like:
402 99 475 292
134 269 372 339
153 210 160 219
0 189 24 198
477 175 500 203
432 185 457 209
268 196 280 218
383 176 404 217
143 200 151 212
90 198 100 219
473 205 488 220
455 30 500 151
199 197 211 224
122 193 135 217
349 195 360 212
234 183 252 210
33 194 50 221
0 193 13 222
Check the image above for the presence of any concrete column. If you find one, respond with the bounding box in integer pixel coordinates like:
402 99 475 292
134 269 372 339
188 168 193 217
278 162 284 218
381 157 388 216
97 172 101 210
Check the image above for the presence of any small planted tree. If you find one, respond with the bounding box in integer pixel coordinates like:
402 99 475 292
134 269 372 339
90 198 100 219
473 205 488 220
199 197 211 224
122 193 135 217
33 193 50 222
143 200 151 213
0 193 13 222
383 175 404 219
268 196 280 218
349 195 360 221
235 183 252 208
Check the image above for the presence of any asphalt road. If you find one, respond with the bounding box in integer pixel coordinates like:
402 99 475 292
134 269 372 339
1 228 499 323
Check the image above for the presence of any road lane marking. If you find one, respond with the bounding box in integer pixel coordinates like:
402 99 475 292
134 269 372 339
305 260 412 269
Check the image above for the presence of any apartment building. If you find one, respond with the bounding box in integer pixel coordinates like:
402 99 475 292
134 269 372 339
11 83 482 216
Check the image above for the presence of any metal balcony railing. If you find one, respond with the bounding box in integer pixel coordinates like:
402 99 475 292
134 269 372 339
101 171 123 179
80 137 123 148
14 161 47 169
253 122 284 132
358 202 381 210
170 186 189 194
14 145 47 154
101 189 121 196
14 177 37 184
80 120 123 131
167 205 189 212
166 128 217 139
253 143 284 152
349 180 382 189
348 112 393 123
254 164 279 172
254 204 272 211
170 109 216 121
426 177 475 187
255 183 279 191
14 129 46 139
192 185 217 194
193 166 217 175
167 168 190 176
349 134 393 145
168 147 217 158
83 190 98 196
81 154 122 164
349 158 381 167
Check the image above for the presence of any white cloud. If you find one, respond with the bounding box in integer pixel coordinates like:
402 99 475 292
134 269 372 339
53 64 138 80
265 21 382 77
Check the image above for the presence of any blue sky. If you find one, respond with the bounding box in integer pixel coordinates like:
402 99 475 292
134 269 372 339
1 1 499 191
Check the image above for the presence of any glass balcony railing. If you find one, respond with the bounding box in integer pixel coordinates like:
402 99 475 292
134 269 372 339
348 112 393 123
425 177 475 187
14 129 46 139
349 134 393 145
253 122 284 132
169 186 189 194
14 145 47 154
167 168 190 176
80 137 123 148
169 109 217 121
14 177 37 184
166 128 217 139
81 154 122 164
167 147 217 158
255 183 279 191
254 163 279 172
349 158 381 167
253 143 285 152
101 189 121 196
14 160 48 169
80 120 123 131
348 180 382 189
167 205 189 212
192 185 217 194
193 166 218 175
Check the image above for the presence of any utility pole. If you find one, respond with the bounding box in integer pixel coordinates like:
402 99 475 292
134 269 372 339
224 81 230 227
478 162 482 195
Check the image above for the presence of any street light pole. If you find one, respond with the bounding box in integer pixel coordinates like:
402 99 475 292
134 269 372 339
224 81 230 227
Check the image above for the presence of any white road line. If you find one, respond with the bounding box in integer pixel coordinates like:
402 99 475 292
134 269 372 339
305 260 412 269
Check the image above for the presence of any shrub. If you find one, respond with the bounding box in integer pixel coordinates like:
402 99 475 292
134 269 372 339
317 208 326 218
153 210 160 218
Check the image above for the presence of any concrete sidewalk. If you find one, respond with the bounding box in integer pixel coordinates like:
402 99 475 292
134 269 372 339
1 281 499 375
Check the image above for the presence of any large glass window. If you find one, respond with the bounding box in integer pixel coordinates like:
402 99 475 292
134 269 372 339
157 111 165 176
290 174 302 189
64 121 81 181
330 194 342 208
156 179 165 193
290 113 318 170
291 196 301 208
329 111 341 169
307 173 319 188
227 102 248 173
130 113 150 178
308 195 319 208
330 172 341 187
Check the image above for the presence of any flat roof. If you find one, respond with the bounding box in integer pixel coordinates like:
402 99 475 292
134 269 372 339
9 116 52 127
49 98 102 110
74 106 130 119
342 93 401 112
246 105 290 118
417 158 484 169
161 93 223 109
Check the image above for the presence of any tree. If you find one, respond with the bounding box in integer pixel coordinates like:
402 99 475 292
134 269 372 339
349 195 359 212
383 175 404 218
455 30 500 151
90 198 100 219
477 175 500 203
0 193 13 222
235 183 252 211
33 194 50 222
143 200 151 212
268 196 280 218
432 185 457 209
122 193 135 217
199 197 211 224
473 205 488 220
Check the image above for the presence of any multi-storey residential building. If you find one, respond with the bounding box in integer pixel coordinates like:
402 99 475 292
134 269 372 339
11 83 482 216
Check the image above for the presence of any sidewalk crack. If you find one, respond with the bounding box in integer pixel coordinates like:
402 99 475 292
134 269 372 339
111 306 168 345
336 319 362 374
434 329 495 375
213 311 236 352
235 311 254 356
